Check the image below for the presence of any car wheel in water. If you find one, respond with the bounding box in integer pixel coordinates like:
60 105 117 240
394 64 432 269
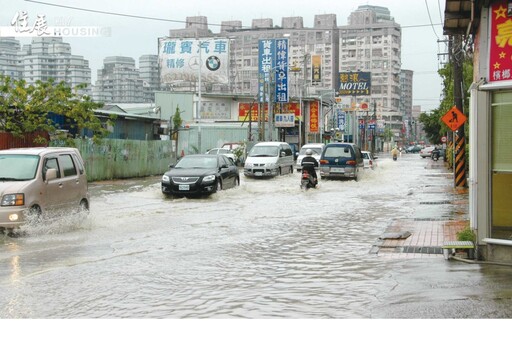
79 199 89 212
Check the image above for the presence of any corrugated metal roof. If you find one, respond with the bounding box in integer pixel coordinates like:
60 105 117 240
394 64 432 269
443 0 482 36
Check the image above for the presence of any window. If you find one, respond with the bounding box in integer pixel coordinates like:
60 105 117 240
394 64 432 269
44 157 60 180
491 92 512 238
60 154 77 177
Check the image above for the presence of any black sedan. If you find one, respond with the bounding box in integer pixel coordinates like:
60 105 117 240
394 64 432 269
161 154 240 197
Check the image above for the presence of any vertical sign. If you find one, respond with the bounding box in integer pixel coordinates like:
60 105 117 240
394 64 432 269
312 55 322 83
258 39 289 103
336 108 346 131
258 39 274 102
489 1 512 82
309 101 319 133
275 38 289 103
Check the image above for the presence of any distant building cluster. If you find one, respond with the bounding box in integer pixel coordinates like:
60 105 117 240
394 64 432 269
0 5 415 122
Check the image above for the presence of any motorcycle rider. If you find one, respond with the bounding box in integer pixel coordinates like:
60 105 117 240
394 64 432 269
301 149 319 185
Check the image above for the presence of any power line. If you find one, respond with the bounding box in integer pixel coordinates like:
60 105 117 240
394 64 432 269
424 0 441 40
26 0 444 31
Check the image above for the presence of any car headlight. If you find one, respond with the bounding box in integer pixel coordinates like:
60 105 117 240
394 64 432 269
1 193 25 206
244 162 253 168
267 163 276 168
202 175 216 183
162 175 170 182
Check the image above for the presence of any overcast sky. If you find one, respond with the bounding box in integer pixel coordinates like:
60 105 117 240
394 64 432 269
2 0 448 111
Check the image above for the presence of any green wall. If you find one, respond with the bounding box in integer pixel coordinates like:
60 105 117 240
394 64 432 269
53 139 174 181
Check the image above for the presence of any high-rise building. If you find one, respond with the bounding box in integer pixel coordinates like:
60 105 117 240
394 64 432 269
0 37 22 79
139 54 159 103
21 37 91 94
339 5 402 112
93 56 143 103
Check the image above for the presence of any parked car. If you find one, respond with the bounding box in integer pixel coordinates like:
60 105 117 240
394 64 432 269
161 154 239 197
243 141 294 177
206 148 236 162
319 143 364 181
406 145 422 153
221 142 247 165
420 146 435 158
361 150 378 170
296 143 325 172
0 147 90 235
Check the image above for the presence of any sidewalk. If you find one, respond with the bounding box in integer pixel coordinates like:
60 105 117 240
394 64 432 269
371 158 469 259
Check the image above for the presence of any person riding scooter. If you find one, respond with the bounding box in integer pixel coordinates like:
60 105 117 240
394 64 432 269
301 149 319 186
391 146 399 161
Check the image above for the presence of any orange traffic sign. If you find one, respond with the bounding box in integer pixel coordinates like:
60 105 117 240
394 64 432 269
442 106 466 131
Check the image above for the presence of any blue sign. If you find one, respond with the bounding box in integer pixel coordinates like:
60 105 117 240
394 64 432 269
274 39 288 103
336 109 346 131
258 39 289 103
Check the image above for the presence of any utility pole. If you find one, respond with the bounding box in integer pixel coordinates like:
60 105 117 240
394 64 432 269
452 34 467 188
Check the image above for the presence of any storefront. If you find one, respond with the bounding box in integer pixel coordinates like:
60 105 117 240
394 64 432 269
466 1 512 261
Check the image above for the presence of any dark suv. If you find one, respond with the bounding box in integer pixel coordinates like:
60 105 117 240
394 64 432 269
319 143 364 181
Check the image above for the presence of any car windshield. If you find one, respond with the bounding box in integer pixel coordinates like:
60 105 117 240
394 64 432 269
248 146 279 157
175 156 217 169
299 147 322 155
0 154 40 181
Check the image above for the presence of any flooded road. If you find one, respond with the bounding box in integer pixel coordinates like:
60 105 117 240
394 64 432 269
1 153 511 318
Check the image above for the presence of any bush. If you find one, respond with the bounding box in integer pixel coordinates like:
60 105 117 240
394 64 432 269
457 226 476 242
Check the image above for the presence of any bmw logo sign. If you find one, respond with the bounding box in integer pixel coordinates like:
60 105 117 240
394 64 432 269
206 56 221 71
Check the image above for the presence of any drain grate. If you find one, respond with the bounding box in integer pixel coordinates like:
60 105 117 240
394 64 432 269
413 217 452 221
420 200 452 205
398 246 444 254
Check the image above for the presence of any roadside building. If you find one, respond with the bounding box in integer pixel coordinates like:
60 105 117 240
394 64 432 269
444 0 512 262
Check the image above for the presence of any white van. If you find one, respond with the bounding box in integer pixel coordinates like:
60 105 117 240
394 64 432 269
0 147 89 235
243 142 294 177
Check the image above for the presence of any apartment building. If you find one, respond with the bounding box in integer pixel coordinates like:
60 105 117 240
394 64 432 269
339 5 402 112
139 54 160 103
161 14 339 97
93 56 143 103
0 37 22 79
0 37 91 95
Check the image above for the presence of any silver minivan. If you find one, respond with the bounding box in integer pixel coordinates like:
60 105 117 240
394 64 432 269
0 147 89 234
243 142 294 177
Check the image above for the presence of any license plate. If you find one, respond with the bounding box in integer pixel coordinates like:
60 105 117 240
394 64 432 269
255 171 263 176
331 168 345 173
179 184 190 191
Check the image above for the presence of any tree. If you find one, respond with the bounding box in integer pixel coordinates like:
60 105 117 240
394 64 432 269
418 56 473 144
0 76 110 145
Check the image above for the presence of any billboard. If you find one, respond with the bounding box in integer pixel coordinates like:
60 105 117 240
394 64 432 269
258 39 289 103
339 71 371 96
489 1 512 82
159 38 229 84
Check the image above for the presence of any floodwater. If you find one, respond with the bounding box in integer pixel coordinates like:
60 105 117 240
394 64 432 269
1 153 511 318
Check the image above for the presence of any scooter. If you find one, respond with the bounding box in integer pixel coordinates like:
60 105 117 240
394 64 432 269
300 169 317 190
431 149 440 161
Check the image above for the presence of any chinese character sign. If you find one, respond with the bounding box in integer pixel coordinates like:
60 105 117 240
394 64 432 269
274 38 289 103
159 38 229 85
258 39 289 103
339 72 371 96
490 1 512 82
309 101 319 133
312 55 322 83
